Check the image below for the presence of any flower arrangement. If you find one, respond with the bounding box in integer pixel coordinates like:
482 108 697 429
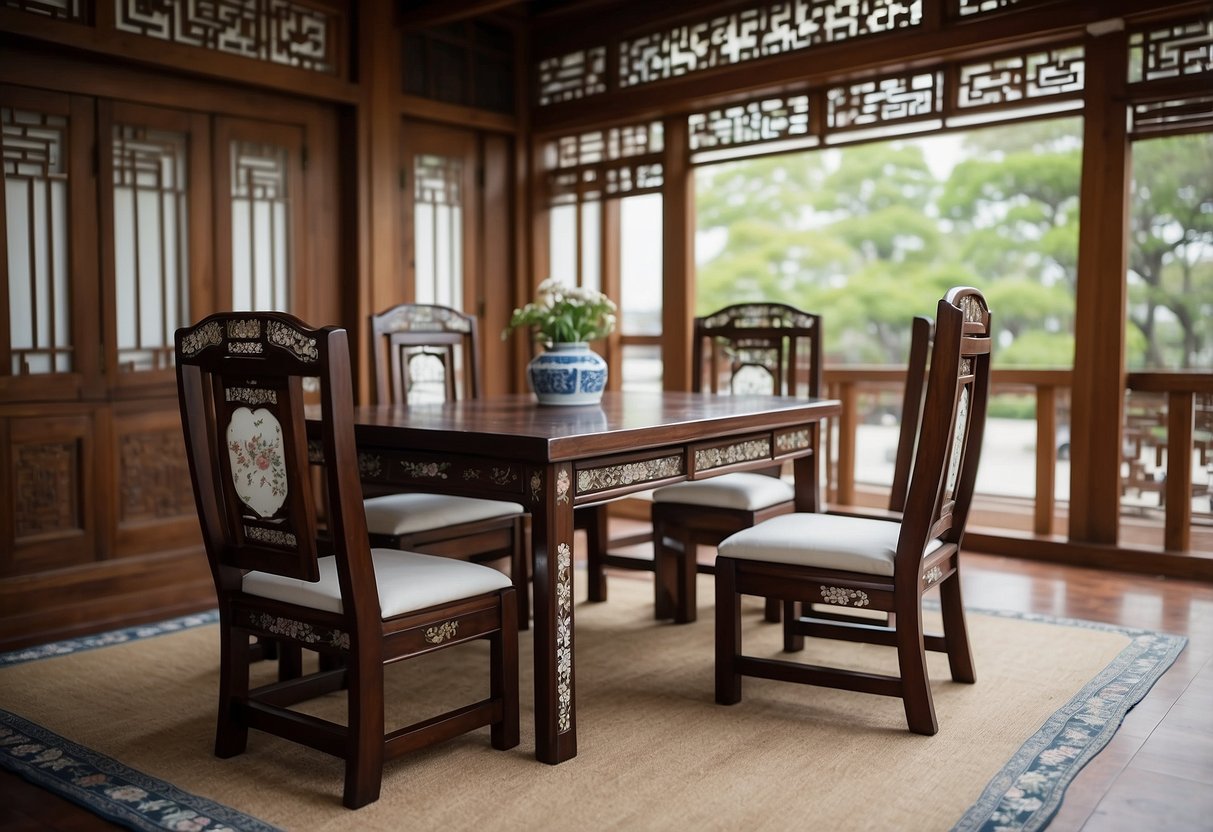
502 278 617 347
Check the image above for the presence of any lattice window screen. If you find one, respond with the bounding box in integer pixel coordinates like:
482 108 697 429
112 124 190 372
115 0 337 74
2 107 72 375
230 141 291 312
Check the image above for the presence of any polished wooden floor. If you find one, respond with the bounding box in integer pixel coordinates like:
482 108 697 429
3 541 1212 830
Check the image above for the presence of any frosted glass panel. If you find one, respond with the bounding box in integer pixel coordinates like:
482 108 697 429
230 141 291 312
620 193 663 335
580 200 600 293
2 107 72 375
548 203 576 283
413 153 464 311
111 123 190 372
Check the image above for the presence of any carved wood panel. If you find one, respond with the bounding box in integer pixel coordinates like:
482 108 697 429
3 412 95 575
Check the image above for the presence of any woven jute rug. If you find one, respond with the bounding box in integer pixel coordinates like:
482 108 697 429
0 573 1186 832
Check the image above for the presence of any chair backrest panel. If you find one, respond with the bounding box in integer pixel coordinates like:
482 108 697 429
895 288 991 574
888 316 934 514
371 304 480 405
177 314 372 597
691 303 822 399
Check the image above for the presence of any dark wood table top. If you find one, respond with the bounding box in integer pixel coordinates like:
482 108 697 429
343 390 841 461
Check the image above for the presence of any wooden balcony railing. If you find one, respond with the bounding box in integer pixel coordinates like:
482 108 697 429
824 366 1213 565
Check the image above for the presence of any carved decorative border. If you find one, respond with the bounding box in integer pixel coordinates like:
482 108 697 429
248 612 348 650
401 460 449 479
577 455 684 494
180 321 222 357
266 320 319 362
820 586 870 607
775 429 810 453
695 439 770 472
243 525 297 548
225 386 277 406
556 542 573 733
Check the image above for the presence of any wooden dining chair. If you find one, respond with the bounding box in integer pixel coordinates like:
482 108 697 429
629 302 823 624
176 311 519 808
714 287 990 735
364 303 531 627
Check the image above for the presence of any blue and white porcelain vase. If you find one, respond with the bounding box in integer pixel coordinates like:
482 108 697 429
527 342 608 406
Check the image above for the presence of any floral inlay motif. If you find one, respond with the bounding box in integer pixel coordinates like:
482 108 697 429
424 620 460 644
775 429 810 453
250 612 349 649
244 525 297 548
401 460 448 479
577 456 683 494
225 386 277 406
491 467 518 486
266 319 319 362
180 321 221 356
227 341 263 355
556 468 571 504
923 565 943 586
346 453 377 479
820 586 869 607
530 471 543 502
695 439 770 471
226 407 288 519
556 542 573 733
226 319 261 339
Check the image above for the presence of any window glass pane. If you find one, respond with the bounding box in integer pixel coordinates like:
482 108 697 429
414 153 464 311
620 193 662 335
230 141 291 312
548 203 577 283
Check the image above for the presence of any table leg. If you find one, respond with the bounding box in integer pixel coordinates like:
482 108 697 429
530 462 578 764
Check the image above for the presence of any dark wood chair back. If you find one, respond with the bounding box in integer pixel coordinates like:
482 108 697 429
177 312 371 595
370 303 480 405
895 288 991 574
691 303 822 399
888 315 934 514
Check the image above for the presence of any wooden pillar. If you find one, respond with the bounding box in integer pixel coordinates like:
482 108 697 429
1068 29 1130 544
357 0 402 404
662 116 694 391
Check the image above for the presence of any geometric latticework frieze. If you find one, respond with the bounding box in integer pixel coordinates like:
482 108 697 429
545 121 664 204
953 0 1022 17
956 46 1084 110
14 441 80 539
1131 96 1213 138
115 0 338 74
2 0 85 22
618 0 922 89
119 430 196 523
688 95 814 152
826 71 942 132
1129 18 1213 84
538 47 607 106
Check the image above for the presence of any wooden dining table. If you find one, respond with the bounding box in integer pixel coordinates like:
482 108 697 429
309 390 840 765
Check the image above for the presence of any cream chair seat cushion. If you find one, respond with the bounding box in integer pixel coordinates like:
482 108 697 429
242 549 513 618
651 472 794 512
363 493 525 536
717 513 944 577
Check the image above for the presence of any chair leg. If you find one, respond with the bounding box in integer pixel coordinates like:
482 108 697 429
763 597 781 623
491 589 521 750
583 506 609 603
714 558 742 705
939 572 976 684
895 600 938 736
343 651 385 810
215 624 250 758
651 520 677 620
512 517 530 631
782 601 804 652
673 528 698 624
277 643 303 682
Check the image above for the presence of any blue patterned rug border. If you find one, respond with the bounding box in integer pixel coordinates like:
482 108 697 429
0 610 220 667
0 708 281 832
951 606 1187 832
0 605 1187 832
